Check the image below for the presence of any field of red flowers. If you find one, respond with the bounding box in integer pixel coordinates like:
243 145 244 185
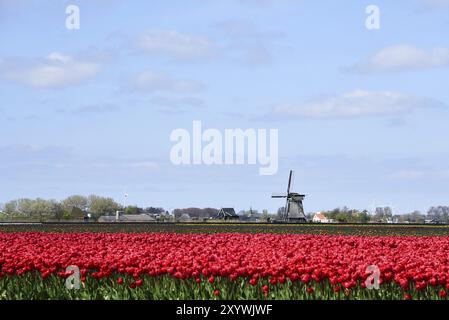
1 232 449 300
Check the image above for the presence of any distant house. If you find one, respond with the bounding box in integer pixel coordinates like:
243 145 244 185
215 208 239 220
312 212 331 223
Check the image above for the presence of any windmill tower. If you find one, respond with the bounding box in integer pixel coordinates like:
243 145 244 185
272 170 308 223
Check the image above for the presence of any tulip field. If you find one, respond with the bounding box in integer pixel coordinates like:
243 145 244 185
1 224 449 300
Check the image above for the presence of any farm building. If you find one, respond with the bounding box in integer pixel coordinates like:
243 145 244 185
312 212 331 223
215 208 239 220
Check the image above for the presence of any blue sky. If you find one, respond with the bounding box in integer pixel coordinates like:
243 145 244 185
1 0 449 214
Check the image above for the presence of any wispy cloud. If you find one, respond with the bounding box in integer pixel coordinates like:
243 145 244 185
57 104 120 116
134 24 281 66
216 19 285 40
136 29 216 61
349 44 449 73
215 19 284 66
127 71 204 94
0 144 70 163
0 144 160 171
0 52 103 89
225 43 274 66
270 90 444 118
149 96 205 109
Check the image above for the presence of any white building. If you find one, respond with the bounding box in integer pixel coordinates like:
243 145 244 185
312 212 331 223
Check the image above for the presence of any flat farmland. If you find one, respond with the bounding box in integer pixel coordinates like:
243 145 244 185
1 222 449 236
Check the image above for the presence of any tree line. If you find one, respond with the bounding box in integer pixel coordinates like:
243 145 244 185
0 195 122 221
0 196 448 223
0 195 166 222
304 206 449 224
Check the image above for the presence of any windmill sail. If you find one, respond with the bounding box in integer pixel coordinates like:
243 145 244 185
271 192 287 198
286 170 293 194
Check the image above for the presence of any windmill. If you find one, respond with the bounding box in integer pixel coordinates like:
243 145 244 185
272 170 308 223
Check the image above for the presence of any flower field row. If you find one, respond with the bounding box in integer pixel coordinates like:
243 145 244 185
2 223 449 236
1 232 449 299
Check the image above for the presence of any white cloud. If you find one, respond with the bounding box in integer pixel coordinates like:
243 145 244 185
1 52 101 88
135 25 279 66
351 44 449 73
137 29 216 61
271 90 443 118
129 71 204 94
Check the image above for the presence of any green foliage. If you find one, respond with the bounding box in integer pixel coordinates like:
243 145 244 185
125 206 140 215
70 207 85 219
322 207 373 223
62 195 88 211
87 195 121 219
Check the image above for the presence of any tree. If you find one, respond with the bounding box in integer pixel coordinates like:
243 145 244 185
88 195 121 219
276 207 286 220
16 199 34 217
335 212 349 223
29 198 56 221
3 201 18 217
261 209 270 222
410 210 425 223
53 203 66 221
374 207 393 222
384 207 393 220
62 195 88 211
203 208 219 218
145 207 165 214
359 210 370 223
70 207 85 219
2 199 56 221
427 206 449 223
125 206 141 215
